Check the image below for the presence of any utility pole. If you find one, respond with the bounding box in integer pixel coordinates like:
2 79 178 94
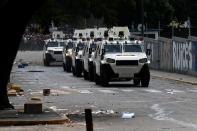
188 17 191 37
141 0 144 39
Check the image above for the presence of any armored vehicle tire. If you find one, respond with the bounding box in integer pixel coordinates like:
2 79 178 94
63 63 66 71
88 62 94 81
66 63 72 72
134 79 140 86
72 66 76 76
66 58 72 72
43 59 49 66
133 74 140 86
94 66 100 85
100 66 109 87
140 64 150 87
75 60 82 77
83 69 89 80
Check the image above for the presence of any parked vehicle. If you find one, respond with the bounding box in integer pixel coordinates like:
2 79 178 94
43 39 65 66
82 39 97 81
93 39 150 87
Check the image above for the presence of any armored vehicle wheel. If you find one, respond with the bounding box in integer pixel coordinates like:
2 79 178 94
133 74 140 86
88 62 94 81
66 63 72 72
100 66 109 87
134 79 140 86
94 66 100 85
43 59 49 66
75 60 82 77
140 64 150 87
83 69 89 80
63 63 66 71
72 66 76 76
66 57 72 72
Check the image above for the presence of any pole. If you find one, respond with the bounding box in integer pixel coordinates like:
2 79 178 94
188 17 191 37
158 21 160 37
85 109 93 131
141 0 144 39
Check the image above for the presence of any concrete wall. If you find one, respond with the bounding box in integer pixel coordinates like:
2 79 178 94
144 36 197 76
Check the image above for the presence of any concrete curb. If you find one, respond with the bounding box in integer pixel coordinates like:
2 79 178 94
0 117 70 126
151 74 197 85
0 106 71 126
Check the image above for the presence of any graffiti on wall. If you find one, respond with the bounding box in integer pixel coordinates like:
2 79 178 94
173 41 192 71
160 41 172 70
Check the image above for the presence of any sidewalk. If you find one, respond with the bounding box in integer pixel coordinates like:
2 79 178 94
0 106 70 126
150 70 197 85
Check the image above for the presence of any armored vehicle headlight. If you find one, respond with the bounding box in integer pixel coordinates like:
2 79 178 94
106 58 115 63
139 58 147 63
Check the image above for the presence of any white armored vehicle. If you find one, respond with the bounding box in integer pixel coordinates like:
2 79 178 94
82 39 97 81
93 39 150 87
82 27 108 81
43 39 65 66
62 29 85 72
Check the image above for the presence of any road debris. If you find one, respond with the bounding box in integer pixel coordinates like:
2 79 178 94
7 83 24 96
122 112 135 119
31 97 42 101
43 89 50 96
49 106 68 112
92 109 116 115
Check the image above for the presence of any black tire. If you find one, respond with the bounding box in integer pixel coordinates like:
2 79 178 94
43 59 46 66
75 60 82 77
133 79 140 86
133 74 140 86
66 57 72 72
63 63 66 71
88 62 94 81
140 64 150 87
43 58 49 66
100 65 109 87
72 66 76 76
83 69 89 80
94 66 100 85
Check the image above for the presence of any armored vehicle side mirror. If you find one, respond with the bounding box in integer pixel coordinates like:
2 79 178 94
146 49 151 55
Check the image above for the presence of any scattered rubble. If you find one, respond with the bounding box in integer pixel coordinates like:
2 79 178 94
7 83 24 97
122 112 135 119
31 97 42 101
92 109 116 115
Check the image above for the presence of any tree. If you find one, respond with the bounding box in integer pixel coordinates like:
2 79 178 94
0 0 46 109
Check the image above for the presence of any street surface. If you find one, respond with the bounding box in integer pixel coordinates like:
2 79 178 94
1 51 197 131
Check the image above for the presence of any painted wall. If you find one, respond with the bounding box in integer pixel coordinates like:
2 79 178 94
144 36 197 76
173 37 192 72
144 38 160 69
159 37 173 71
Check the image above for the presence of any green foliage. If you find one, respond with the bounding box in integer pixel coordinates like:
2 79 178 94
30 0 197 32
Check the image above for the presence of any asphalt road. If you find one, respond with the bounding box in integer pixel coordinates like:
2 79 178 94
2 51 197 131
